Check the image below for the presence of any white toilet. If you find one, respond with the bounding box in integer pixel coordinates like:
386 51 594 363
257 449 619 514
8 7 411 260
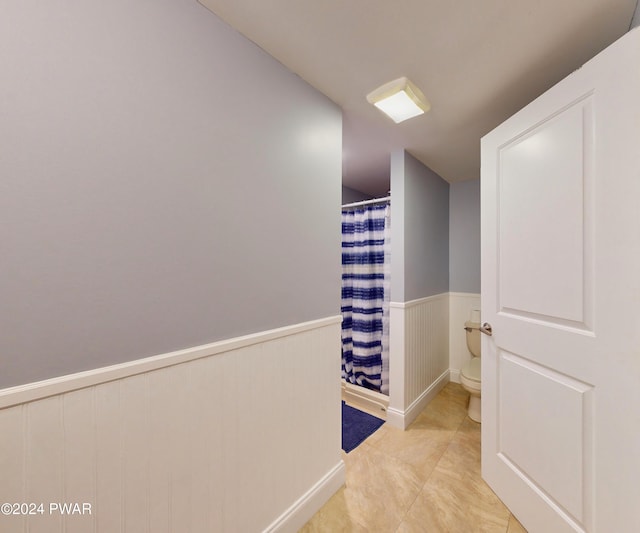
460 314 482 423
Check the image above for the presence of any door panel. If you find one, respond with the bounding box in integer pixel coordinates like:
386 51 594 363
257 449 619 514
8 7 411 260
482 27 640 533
498 350 594 522
498 96 593 327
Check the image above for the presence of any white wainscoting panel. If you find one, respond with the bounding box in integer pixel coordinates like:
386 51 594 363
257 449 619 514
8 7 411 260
0 317 344 533
388 304 406 425
388 294 450 429
449 292 481 383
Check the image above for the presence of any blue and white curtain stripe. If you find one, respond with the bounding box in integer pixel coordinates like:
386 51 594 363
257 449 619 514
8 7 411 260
341 203 390 394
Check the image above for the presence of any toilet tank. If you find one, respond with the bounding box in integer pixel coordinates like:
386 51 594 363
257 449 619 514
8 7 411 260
465 321 481 357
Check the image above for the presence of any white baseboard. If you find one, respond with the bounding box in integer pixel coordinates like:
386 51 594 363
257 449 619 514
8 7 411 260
450 369 461 384
387 369 450 429
385 406 405 429
264 461 345 533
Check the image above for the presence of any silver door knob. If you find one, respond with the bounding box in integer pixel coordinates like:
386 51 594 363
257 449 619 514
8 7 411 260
480 322 493 336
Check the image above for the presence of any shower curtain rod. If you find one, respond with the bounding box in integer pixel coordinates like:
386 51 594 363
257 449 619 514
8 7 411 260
341 195 391 210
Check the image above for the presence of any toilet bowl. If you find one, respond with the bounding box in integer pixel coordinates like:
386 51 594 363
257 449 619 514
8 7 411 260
460 317 482 423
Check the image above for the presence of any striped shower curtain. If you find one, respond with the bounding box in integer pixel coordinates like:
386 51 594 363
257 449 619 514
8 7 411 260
341 203 390 394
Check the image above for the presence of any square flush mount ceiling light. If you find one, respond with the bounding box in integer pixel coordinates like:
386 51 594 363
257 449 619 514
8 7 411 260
366 77 430 124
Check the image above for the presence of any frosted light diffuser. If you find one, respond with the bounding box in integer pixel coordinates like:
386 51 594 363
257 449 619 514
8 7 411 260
366 77 430 123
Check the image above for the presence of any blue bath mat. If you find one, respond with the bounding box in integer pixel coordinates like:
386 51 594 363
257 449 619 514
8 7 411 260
342 401 385 453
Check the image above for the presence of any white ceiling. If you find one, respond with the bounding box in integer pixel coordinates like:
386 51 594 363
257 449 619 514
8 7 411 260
198 0 636 196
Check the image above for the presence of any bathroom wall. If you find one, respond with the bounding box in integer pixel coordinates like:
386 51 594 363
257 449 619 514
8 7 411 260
388 150 450 428
342 185 372 204
448 179 481 381
631 1 640 28
449 179 481 294
449 178 481 380
0 1 342 530
0 0 341 388
390 151 450 302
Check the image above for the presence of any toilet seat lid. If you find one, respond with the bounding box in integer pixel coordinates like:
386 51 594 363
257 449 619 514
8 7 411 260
461 357 481 383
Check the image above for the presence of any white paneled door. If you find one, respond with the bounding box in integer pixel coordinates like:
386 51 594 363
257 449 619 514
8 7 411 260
481 28 640 533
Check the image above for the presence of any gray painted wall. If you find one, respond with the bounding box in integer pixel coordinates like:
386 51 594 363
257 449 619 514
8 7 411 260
390 152 406 300
342 185 372 204
1 0 342 388
631 0 640 28
391 151 450 302
449 179 481 293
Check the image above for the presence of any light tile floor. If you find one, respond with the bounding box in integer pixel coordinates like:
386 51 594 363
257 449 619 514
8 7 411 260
300 383 528 532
